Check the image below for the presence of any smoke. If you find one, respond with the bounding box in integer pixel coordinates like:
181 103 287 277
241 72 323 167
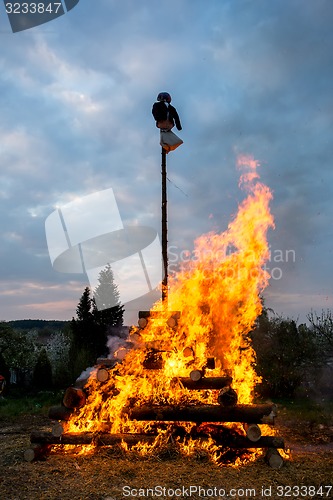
74 328 130 384
107 335 128 360
76 366 96 383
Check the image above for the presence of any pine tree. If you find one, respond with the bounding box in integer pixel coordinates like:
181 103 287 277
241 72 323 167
69 287 100 376
92 264 124 331
69 273 125 379
70 287 95 351
76 286 93 322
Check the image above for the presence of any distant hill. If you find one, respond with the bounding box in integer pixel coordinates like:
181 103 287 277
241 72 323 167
8 319 70 331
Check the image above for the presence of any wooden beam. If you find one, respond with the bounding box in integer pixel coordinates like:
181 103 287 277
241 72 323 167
172 376 233 390
30 431 157 447
161 146 168 304
48 405 73 421
30 430 284 450
126 403 277 424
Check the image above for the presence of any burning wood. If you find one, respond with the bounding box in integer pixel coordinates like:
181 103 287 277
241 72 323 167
243 423 262 442
48 405 73 421
96 367 109 382
30 431 157 447
63 387 86 409
29 430 284 450
172 376 232 390
217 387 238 406
125 403 277 424
189 369 203 382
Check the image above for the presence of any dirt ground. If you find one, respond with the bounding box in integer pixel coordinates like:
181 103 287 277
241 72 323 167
0 413 333 500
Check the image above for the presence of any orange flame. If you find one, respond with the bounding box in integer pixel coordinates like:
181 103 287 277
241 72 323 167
66 155 275 464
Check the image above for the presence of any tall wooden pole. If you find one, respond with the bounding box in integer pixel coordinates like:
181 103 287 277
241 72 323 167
161 146 168 305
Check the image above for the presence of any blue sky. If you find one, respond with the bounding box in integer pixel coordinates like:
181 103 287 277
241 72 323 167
0 0 333 324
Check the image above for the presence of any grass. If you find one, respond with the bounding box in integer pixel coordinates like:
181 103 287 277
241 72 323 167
275 398 333 426
0 388 63 420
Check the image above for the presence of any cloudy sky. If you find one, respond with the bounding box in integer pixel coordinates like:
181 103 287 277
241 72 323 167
0 0 332 325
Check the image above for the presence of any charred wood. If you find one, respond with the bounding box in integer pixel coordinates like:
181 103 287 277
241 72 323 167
63 387 86 409
24 444 51 462
217 387 238 406
96 358 118 368
228 435 284 448
138 310 180 319
29 430 284 450
265 447 284 468
173 376 233 390
173 424 283 449
48 405 73 421
126 403 277 424
30 431 157 447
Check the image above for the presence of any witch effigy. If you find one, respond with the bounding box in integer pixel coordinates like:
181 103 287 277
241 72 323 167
152 92 183 153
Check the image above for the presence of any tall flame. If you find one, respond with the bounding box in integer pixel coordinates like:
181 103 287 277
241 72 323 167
67 155 274 462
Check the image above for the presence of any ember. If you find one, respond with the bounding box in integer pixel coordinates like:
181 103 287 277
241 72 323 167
27 155 286 467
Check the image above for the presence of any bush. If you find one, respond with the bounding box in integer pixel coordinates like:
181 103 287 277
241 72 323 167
32 348 53 390
250 310 321 398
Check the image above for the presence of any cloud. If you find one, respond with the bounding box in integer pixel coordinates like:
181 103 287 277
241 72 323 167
0 0 332 322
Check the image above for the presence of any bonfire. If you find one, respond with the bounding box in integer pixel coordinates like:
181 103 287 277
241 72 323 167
27 155 286 468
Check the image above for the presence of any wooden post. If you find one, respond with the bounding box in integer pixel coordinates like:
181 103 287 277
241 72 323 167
161 146 168 305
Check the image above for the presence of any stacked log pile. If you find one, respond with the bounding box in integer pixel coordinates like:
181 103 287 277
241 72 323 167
27 374 284 468
25 312 286 468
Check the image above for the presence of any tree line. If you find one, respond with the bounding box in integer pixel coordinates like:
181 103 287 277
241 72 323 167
250 306 333 399
0 264 124 392
0 276 332 399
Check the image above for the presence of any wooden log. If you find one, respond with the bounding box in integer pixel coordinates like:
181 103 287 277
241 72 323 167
190 370 204 382
143 350 164 370
48 405 73 421
217 387 238 406
167 316 177 328
226 435 284 449
206 357 215 370
261 410 277 425
173 376 233 390
138 310 180 319
243 423 262 442
63 387 86 409
265 448 284 468
29 430 284 450
30 431 157 447
96 368 109 382
96 358 118 368
138 317 148 328
24 444 51 462
129 332 143 345
126 404 277 424
180 425 284 449
183 347 194 357
51 422 64 437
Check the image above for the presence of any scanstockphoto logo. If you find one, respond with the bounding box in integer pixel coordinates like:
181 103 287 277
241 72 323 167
2 0 80 33
168 245 296 281
45 188 162 310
